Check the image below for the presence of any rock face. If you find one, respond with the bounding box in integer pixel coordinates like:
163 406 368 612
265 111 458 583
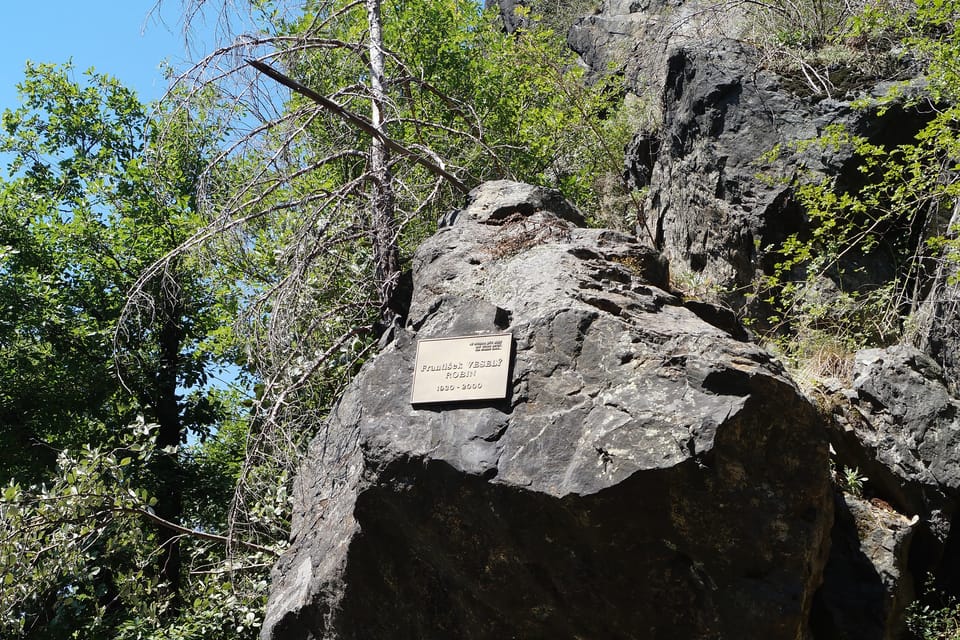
260 181 833 640
568 0 802 296
570 0 928 305
913 206 960 393
568 0 752 91
813 345 960 637
846 346 960 543
643 40 885 295
813 492 918 640
568 6 960 637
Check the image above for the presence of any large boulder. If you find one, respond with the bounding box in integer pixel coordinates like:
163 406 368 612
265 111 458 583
260 181 833 640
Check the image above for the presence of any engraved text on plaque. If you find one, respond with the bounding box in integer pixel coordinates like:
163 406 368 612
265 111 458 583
410 332 512 404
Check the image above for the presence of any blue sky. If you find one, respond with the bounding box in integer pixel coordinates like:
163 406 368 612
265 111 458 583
0 2 210 111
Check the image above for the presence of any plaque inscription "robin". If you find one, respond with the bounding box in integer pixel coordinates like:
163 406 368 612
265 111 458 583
410 332 512 404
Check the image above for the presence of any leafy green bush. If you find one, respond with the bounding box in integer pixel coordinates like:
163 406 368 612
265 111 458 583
908 592 960 640
0 420 278 639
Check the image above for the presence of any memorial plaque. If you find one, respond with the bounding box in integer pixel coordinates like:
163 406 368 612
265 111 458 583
410 332 512 404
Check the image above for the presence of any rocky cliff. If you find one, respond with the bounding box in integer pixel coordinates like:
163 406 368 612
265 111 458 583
571 0 928 309
565 2 960 637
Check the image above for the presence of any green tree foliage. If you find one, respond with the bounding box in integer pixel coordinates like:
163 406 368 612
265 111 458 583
0 63 232 480
0 421 276 639
0 65 143 483
0 64 265 638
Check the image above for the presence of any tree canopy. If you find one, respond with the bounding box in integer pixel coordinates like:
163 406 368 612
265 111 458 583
0 63 257 638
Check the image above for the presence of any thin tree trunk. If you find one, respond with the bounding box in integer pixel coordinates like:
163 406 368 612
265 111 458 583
366 0 400 323
152 276 185 614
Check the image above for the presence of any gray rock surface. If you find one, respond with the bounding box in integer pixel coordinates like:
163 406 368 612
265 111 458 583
817 343 960 626
569 3 819 293
913 206 960 394
570 0 928 310
568 0 751 90
848 345 960 533
814 492 918 640
633 40 871 299
260 181 833 640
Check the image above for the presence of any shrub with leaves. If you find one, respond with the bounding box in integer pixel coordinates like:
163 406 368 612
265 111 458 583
908 587 960 640
0 420 281 639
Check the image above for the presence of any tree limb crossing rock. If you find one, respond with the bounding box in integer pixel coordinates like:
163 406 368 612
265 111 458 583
260 181 833 640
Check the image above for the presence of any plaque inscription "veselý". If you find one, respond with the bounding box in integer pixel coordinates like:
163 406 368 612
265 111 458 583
410 332 512 404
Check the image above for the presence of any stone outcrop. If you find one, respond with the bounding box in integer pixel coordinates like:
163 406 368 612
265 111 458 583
260 181 833 640
569 0 927 307
812 345 960 637
913 206 960 393
563 2 960 636
813 491 919 640
568 0 752 92
636 39 855 295
843 346 960 544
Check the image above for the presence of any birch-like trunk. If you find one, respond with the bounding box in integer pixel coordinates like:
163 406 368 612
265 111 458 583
366 0 400 322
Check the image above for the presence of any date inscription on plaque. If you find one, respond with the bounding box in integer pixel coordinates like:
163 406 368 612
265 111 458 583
411 332 512 404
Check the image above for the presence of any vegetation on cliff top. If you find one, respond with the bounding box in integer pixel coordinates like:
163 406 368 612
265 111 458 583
740 0 960 389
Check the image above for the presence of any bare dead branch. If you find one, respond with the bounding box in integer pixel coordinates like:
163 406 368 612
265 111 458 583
245 58 470 194
116 506 279 556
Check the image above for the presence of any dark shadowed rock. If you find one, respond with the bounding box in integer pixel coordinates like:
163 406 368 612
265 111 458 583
569 3 765 290
634 40 871 298
818 344 960 636
915 283 960 398
813 491 918 640
260 181 833 640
